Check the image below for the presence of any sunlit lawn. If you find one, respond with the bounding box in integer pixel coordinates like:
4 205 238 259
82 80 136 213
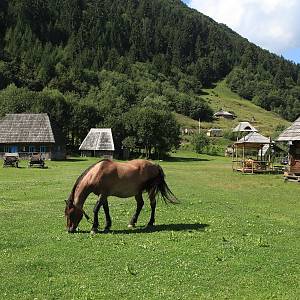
0 151 299 299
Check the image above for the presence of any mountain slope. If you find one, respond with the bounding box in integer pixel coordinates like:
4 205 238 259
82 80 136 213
0 0 298 151
176 80 290 136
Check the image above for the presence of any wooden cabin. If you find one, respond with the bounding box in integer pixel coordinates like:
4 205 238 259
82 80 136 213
277 117 300 179
79 128 115 159
207 128 223 137
233 122 258 133
0 113 66 160
214 109 235 120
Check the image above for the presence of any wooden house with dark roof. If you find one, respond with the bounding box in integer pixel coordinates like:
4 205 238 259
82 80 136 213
277 116 300 179
0 113 66 160
79 128 115 159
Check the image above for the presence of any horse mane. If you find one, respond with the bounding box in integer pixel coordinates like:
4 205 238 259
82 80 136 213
67 159 111 205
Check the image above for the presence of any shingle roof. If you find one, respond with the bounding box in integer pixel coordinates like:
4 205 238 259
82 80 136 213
79 128 115 151
0 113 55 144
277 117 300 141
214 110 234 117
233 122 257 132
236 132 271 144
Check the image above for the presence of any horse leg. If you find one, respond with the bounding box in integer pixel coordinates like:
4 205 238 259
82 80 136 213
128 193 144 228
91 195 106 233
102 198 112 232
147 194 156 228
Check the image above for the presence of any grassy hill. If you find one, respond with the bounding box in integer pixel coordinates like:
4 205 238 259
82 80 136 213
175 81 290 138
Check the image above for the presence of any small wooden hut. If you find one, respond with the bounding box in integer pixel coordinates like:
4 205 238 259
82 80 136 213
207 128 223 137
0 113 66 160
214 109 235 119
232 132 273 173
277 117 300 180
79 128 115 159
233 122 258 133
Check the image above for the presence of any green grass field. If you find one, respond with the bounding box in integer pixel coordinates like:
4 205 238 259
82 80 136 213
1 152 299 299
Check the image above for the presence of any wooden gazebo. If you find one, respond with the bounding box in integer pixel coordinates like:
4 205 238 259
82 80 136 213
277 117 300 180
232 132 273 173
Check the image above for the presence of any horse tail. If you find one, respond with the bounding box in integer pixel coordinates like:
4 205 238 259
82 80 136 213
146 164 179 204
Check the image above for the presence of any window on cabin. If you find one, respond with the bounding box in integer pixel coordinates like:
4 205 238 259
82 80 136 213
10 145 18 153
29 145 35 153
40 145 47 153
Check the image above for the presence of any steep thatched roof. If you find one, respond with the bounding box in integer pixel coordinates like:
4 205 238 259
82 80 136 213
277 117 300 141
79 128 115 151
233 122 257 132
0 113 55 144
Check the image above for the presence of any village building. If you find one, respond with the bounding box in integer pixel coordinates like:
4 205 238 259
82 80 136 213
233 121 258 133
79 128 115 159
206 128 223 137
0 113 66 160
213 109 235 119
277 117 300 179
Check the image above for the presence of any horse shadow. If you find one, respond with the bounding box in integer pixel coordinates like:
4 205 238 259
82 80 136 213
77 223 209 235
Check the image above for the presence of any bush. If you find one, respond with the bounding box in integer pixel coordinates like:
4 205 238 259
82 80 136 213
191 132 210 154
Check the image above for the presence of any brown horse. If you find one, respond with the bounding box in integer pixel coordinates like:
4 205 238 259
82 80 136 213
65 159 178 233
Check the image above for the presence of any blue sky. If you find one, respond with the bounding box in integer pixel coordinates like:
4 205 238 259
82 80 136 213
183 0 300 64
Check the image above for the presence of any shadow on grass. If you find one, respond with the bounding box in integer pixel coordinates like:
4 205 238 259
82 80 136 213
76 223 209 235
65 158 89 162
165 157 210 162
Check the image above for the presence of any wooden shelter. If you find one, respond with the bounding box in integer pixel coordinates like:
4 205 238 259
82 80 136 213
232 132 274 173
233 122 257 133
277 117 300 180
79 128 115 159
214 109 235 119
207 128 223 137
0 113 66 160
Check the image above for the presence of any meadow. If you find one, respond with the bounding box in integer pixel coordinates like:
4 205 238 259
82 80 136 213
0 152 299 299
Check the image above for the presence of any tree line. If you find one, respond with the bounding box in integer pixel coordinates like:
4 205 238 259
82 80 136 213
0 0 299 156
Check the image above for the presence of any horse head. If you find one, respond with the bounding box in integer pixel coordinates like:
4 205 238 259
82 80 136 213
64 200 83 233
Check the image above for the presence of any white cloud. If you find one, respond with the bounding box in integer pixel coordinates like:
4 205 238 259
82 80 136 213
189 0 300 55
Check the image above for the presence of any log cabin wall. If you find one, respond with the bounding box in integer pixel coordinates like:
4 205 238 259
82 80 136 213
289 141 300 174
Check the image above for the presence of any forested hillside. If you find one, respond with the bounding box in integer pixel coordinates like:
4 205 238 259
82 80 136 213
0 0 299 154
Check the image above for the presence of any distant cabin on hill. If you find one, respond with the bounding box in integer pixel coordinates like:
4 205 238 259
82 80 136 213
214 109 235 120
0 113 66 160
79 128 115 159
233 122 258 133
207 128 223 137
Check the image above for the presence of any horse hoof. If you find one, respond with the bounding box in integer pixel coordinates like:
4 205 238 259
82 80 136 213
103 228 110 234
128 224 135 229
145 224 155 231
90 228 98 234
